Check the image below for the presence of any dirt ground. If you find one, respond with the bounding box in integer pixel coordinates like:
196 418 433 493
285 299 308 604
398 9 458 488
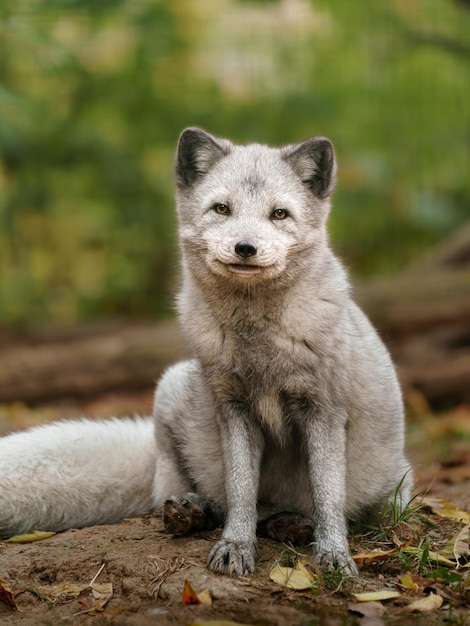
1 392 469 625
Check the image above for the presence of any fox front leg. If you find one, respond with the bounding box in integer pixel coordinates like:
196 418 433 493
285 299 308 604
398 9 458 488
307 414 358 576
206 409 263 577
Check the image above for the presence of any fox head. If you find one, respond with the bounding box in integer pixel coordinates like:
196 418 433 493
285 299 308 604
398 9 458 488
175 128 337 286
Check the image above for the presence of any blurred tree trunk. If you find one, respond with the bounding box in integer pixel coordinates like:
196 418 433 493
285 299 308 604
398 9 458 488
0 225 469 407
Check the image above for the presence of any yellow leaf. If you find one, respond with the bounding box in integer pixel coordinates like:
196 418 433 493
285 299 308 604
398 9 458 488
402 593 443 613
439 537 458 561
421 497 470 524
269 561 315 590
428 550 456 567
91 582 113 602
6 530 55 543
353 590 401 602
353 546 399 563
436 508 470 524
197 588 213 605
400 573 419 592
402 546 455 567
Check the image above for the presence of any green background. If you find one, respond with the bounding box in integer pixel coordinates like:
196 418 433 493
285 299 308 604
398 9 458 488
0 0 468 328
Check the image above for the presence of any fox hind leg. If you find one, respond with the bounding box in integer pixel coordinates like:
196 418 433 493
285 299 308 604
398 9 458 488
152 360 227 537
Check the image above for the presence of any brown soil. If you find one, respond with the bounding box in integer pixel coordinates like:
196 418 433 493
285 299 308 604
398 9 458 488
1 393 469 625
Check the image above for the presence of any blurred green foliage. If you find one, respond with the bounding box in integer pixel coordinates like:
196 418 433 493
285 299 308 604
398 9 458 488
0 0 469 328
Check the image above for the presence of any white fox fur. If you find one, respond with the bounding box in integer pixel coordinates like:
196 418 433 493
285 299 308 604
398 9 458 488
0 417 155 536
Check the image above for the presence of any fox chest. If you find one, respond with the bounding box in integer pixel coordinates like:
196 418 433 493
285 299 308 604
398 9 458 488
209 327 323 435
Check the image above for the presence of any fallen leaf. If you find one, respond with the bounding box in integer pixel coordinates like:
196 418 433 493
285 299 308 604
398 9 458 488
29 582 89 602
399 573 420 592
401 546 455 567
353 538 413 564
180 580 212 605
269 561 316 590
182 579 202 605
5 530 55 543
352 590 401 602
89 582 113 613
196 588 213 605
421 497 470 524
401 592 443 613
0 578 18 610
353 546 399 563
439 539 458 561
399 573 434 592
436 508 470 524
348 600 385 618
28 565 113 616
453 525 470 565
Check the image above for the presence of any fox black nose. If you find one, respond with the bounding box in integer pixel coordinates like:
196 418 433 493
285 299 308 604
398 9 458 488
235 240 257 258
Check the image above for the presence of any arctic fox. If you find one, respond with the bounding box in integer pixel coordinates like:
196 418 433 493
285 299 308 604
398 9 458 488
0 128 412 577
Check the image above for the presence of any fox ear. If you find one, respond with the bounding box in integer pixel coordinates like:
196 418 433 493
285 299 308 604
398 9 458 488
283 137 336 199
176 128 230 187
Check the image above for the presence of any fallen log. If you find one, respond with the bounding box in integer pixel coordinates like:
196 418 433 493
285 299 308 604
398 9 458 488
355 224 470 405
0 321 186 404
355 269 470 335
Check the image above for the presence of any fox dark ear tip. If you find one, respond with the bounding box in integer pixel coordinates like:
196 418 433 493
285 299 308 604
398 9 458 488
308 136 335 155
283 135 335 160
180 126 205 135
178 127 206 145
179 127 213 141
308 135 332 144
176 128 229 186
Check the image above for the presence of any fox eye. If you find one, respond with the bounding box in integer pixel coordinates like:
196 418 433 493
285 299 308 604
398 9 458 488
271 208 289 220
213 203 230 216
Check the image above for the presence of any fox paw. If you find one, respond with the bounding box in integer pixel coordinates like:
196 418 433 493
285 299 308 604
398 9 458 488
163 493 206 536
314 547 358 576
207 539 257 577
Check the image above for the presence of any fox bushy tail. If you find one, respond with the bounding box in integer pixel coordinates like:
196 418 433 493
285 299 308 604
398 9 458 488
0 417 156 538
